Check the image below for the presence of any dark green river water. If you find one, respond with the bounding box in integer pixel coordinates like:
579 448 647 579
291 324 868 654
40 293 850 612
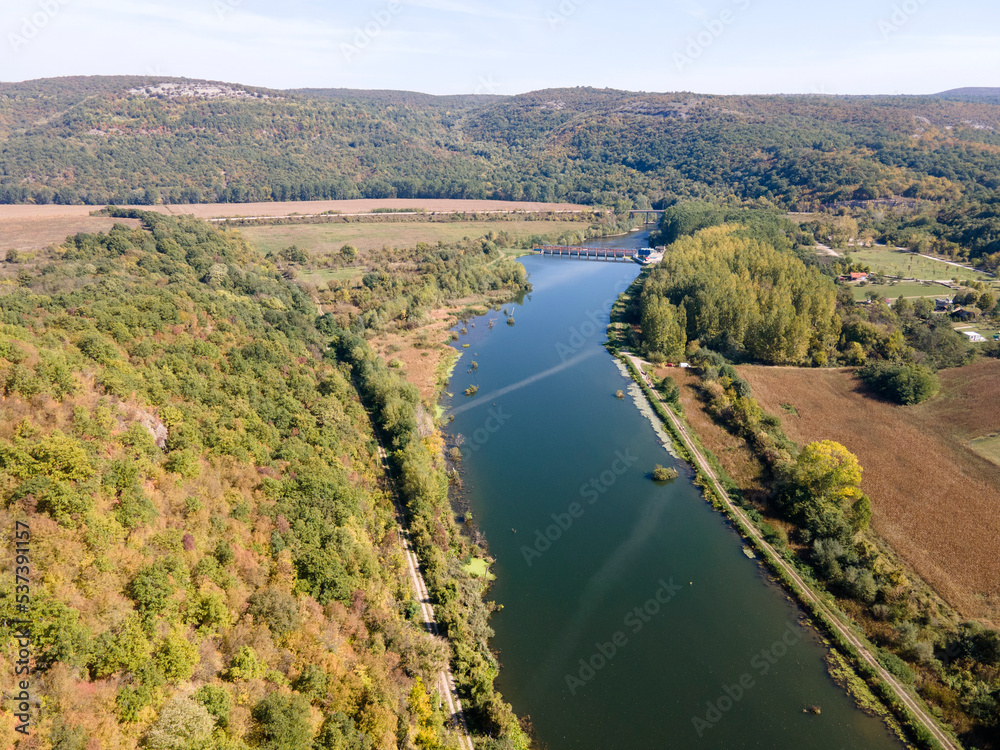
444 232 901 750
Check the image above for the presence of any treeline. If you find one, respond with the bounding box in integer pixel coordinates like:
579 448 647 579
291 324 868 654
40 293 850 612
648 201 799 250
330 328 529 746
0 211 525 749
835 287 986 403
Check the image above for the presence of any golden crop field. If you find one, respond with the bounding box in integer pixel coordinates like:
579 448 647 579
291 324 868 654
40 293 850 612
239 218 587 256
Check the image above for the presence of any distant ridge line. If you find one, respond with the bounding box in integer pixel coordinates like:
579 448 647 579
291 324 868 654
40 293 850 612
935 87 1000 99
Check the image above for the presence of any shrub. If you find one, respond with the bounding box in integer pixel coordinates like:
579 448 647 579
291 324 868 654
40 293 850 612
120 423 159 457
89 614 151 678
227 645 266 681
292 663 329 700
34 598 91 668
879 650 916 684
37 480 92 527
49 719 88 750
29 431 94 482
652 465 678 481
906 640 936 665
117 684 154 724
956 621 1000 665
155 628 200 682
165 448 201 479
213 540 235 566
314 711 373 750
76 332 120 365
190 590 232 631
657 375 680 404
858 361 939 405
183 496 203 516
115 488 158 530
843 566 878 603
128 564 175 619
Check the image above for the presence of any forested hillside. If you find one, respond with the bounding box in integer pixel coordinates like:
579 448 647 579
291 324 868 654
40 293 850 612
0 211 532 749
4 76 1000 265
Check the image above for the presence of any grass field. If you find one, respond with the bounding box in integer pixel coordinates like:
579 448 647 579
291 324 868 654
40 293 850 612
969 434 1000 467
297 267 367 287
850 280 949 300
239 219 587 256
462 557 494 579
737 360 1000 624
848 246 994 282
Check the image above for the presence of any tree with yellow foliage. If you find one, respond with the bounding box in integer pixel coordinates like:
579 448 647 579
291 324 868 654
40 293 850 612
777 440 872 539
408 677 447 749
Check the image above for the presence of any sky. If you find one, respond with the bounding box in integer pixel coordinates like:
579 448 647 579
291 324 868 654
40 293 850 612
1 0 999 96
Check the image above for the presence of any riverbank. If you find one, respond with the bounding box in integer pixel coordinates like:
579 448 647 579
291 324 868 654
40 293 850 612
612 350 960 750
443 245 903 750
368 219 645 410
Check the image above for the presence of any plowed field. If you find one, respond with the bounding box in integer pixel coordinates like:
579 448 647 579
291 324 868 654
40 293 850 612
739 360 1000 623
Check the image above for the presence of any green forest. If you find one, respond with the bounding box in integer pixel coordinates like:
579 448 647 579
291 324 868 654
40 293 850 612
633 202 994 389
5 77 1000 267
639 225 838 365
0 211 533 749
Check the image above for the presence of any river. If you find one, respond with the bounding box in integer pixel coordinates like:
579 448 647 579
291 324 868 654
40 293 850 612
444 231 901 749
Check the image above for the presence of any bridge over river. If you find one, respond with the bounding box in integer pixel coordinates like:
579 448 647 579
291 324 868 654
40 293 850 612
534 244 648 262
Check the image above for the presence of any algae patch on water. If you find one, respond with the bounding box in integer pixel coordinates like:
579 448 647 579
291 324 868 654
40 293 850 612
614 359 680 460
462 557 494 580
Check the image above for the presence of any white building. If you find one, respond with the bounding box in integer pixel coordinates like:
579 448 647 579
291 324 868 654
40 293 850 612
963 331 987 343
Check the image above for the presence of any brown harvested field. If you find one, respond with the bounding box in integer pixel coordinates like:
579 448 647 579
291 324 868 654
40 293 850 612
0 199 590 253
0 216 142 252
738 360 1000 624
0 198 588 222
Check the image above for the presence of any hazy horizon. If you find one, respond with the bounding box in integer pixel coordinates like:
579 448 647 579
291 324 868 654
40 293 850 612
0 72 993 100
2 0 998 97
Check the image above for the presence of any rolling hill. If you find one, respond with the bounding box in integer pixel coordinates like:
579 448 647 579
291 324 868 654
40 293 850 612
3 76 1000 265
